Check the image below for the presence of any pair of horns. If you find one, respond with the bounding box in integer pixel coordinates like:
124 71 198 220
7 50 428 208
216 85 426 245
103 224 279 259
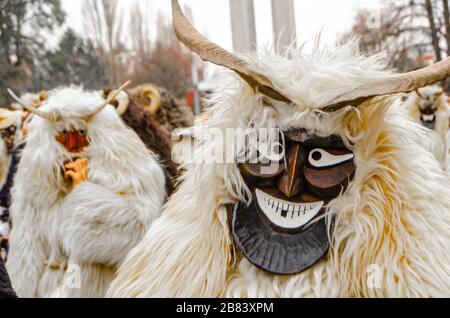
172 0 450 111
7 81 131 121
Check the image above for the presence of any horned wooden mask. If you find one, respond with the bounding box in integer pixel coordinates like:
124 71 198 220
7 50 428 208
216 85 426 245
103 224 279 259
232 129 355 275
415 88 445 130
171 0 450 276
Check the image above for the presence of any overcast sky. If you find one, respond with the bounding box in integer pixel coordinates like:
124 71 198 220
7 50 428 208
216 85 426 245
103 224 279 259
61 0 384 52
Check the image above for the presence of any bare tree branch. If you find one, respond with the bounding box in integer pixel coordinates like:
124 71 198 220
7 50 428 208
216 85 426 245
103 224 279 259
425 0 442 61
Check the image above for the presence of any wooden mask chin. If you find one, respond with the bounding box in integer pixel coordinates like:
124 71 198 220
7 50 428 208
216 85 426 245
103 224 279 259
232 129 356 275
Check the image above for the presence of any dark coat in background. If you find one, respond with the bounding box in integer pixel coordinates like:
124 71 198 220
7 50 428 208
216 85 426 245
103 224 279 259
0 144 24 213
151 86 194 133
0 256 16 298
119 94 179 195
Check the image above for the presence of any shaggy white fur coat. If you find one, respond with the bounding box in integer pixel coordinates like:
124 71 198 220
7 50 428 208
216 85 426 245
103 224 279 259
108 42 450 298
7 87 166 298
446 129 450 174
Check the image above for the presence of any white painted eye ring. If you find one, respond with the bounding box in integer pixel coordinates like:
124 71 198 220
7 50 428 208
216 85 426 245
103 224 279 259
308 148 354 168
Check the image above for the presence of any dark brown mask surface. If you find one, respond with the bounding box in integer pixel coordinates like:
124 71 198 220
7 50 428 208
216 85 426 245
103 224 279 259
232 129 355 275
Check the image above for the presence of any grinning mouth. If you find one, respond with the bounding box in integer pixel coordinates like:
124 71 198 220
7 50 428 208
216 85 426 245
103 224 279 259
421 114 435 122
255 189 324 230
420 115 436 129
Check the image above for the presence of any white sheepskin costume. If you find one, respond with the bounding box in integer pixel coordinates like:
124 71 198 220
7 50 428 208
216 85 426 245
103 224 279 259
446 128 450 174
7 87 166 298
107 41 450 298
404 85 450 168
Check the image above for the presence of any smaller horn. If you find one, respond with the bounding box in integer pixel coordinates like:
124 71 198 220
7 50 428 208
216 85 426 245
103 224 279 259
323 57 450 112
89 81 131 118
415 89 424 99
7 88 58 121
140 85 162 115
39 90 48 103
107 90 130 116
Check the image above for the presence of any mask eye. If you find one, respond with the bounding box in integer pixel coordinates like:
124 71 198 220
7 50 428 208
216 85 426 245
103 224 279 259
308 148 354 168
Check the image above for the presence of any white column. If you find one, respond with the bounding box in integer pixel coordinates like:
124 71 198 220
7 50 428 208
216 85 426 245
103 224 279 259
271 0 297 51
229 0 257 52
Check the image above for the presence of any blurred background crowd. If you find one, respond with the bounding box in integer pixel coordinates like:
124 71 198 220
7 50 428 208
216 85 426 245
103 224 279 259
1 0 450 112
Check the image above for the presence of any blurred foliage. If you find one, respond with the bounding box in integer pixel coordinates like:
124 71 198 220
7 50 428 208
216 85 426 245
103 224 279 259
342 0 450 73
0 0 106 107
82 1 201 99
0 0 65 105
0 0 200 107
42 29 107 89
121 12 199 98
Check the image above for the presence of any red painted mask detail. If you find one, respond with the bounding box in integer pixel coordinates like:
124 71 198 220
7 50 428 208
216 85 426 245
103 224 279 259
56 131 89 153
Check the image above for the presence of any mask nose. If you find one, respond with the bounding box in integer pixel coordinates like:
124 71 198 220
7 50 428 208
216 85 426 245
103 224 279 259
278 144 305 198
66 132 79 150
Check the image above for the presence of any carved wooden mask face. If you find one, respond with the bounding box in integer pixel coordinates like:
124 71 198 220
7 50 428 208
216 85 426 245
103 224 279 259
417 91 442 130
232 129 356 275
56 129 89 153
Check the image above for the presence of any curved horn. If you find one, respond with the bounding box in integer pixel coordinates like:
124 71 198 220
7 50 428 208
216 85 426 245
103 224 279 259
107 90 130 116
323 58 450 112
171 0 291 103
89 81 131 118
7 88 58 121
140 85 162 115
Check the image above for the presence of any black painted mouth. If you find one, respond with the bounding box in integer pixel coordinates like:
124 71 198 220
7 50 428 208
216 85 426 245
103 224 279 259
232 199 331 275
420 116 436 130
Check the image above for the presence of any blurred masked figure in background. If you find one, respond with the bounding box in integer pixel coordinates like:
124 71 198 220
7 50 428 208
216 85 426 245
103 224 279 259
6 84 166 298
404 85 450 168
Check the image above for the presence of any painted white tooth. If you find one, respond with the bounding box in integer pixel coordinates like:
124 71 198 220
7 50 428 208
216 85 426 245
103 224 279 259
288 205 294 218
255 189 324 230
